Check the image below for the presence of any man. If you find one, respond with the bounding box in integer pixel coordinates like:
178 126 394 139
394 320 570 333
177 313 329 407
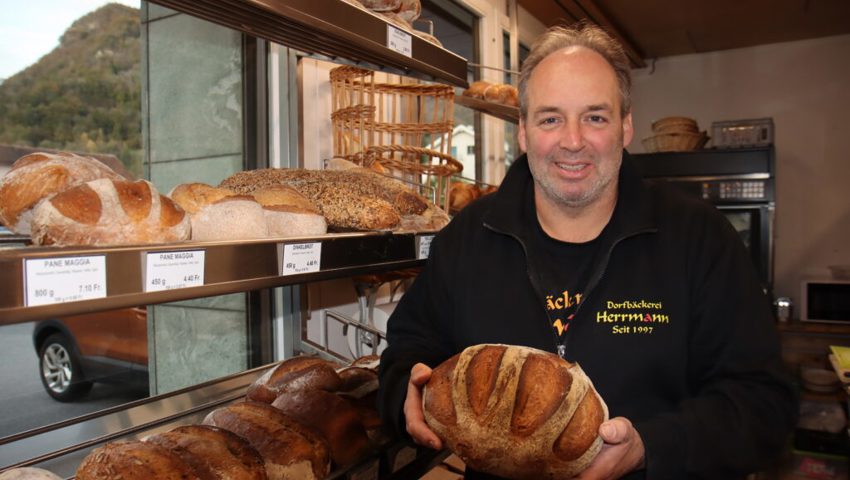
378 23 797 479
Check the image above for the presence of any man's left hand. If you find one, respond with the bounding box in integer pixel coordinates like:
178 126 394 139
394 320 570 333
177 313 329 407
574 417 645 480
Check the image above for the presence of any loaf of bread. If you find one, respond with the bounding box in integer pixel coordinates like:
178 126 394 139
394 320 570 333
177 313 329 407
271 386 373 467
29 178 190 246
358 0 401 11
263 205 328 238
251 185 319 214
169 182 236 215
423 344 608 479
221 169 421 231
202 401 331 480
76 440 200 480
463 81 491 99
0 468 62 480
190 195 269 241
484 84 519 107
246 356 343 404
394 0 421 24
144 425 266 480
0 151 124 234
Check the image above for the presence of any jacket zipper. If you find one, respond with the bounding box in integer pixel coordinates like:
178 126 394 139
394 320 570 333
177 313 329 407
485 221 655 359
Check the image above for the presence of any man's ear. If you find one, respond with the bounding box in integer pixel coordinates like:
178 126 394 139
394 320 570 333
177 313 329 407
518 118 528 153
622 112 634 148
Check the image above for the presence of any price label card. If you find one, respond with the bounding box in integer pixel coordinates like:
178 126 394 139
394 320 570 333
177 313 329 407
25 255 107 306
282 242 322 276
387 25 412 58
416 234 434 260
144 250 205 292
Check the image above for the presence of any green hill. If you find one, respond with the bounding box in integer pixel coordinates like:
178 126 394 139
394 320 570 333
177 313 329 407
0 3 142 176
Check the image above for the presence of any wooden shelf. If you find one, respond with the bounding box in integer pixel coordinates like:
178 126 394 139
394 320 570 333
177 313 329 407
454 95 519 124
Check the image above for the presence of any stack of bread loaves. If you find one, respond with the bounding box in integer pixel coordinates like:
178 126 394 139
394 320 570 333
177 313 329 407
423 344 608 479
0 151 191 246
169 183 327 241
74 354 385 480
220 167 446 232
462 81 519 108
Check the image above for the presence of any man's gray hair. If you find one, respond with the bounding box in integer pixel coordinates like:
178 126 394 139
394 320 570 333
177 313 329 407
519 22 632 119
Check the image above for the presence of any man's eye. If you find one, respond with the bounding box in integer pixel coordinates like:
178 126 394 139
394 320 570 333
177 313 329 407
539 117 559 126
587 115 608 124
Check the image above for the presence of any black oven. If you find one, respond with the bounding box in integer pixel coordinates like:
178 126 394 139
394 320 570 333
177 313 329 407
630 147 775 292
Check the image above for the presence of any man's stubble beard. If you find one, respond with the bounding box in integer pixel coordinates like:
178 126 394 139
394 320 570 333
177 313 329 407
528 141 623 209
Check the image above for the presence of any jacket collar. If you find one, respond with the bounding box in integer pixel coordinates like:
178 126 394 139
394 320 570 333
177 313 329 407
482 150 657 241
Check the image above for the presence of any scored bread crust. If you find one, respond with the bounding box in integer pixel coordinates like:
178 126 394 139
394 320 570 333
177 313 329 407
76 441 201 480
422 344 609 479
30 178 190 246
0 151 124 234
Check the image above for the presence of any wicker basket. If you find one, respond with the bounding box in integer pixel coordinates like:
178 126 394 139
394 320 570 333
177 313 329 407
641 131 708 153
330 66 462 211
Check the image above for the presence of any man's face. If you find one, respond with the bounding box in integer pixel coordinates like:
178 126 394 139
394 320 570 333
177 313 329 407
518 46 633 210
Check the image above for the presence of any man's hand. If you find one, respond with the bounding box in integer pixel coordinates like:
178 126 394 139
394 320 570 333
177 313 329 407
403 363 443 450
575 417 645 480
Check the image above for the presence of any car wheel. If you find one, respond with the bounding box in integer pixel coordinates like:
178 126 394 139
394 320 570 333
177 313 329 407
39 333 93 401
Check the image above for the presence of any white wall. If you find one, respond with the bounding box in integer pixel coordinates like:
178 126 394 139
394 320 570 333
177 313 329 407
630 34 850 309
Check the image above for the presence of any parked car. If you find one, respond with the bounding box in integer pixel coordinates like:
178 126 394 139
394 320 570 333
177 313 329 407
32 307 149 401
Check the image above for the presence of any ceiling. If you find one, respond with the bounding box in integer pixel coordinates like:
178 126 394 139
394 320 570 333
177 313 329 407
517 0 850 68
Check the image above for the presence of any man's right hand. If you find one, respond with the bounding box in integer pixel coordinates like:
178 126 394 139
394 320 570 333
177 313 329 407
404 363 443 450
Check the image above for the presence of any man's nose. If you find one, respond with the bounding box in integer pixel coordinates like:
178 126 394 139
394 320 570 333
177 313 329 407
559 121 584 151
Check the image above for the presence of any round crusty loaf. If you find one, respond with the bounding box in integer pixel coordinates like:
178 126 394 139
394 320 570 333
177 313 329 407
203 402 331 480
76 440 201 480
0 151 124 234
246 356 343 404
423 344 608 479
30 178 190 246
143 425 267 480
271 386 373 468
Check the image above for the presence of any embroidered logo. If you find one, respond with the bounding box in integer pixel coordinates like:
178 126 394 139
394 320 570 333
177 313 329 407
596 299 669 335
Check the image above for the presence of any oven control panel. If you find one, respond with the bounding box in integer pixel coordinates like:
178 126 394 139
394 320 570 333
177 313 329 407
701 180 769 201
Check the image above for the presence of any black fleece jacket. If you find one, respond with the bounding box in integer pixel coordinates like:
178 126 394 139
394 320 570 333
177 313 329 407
378 152 797 479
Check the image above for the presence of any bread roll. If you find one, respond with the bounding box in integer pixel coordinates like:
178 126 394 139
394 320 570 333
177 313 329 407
30 178 190 246
76 440 200 480
169 183 236 215
0 151 124 234
484 84 518 105
263 205 327 238
501 85 519 107
423 344 608 479
463 81 491 99
271 388 372 467
0 468 62 480
144 425 266 480
202 402 331 480
246 357 343 404
448 182 479 212
190 196 268 241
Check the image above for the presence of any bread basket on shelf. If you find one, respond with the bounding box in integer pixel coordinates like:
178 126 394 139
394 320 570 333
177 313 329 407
642 116 709 153
330 66 462 211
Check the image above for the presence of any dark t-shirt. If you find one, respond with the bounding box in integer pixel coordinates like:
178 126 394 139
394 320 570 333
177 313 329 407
523 186 604 347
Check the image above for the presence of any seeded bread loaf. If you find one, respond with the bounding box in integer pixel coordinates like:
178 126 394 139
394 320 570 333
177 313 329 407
423 344 608 479
30 178 190 246
221 169 425 231
0 151 124 234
